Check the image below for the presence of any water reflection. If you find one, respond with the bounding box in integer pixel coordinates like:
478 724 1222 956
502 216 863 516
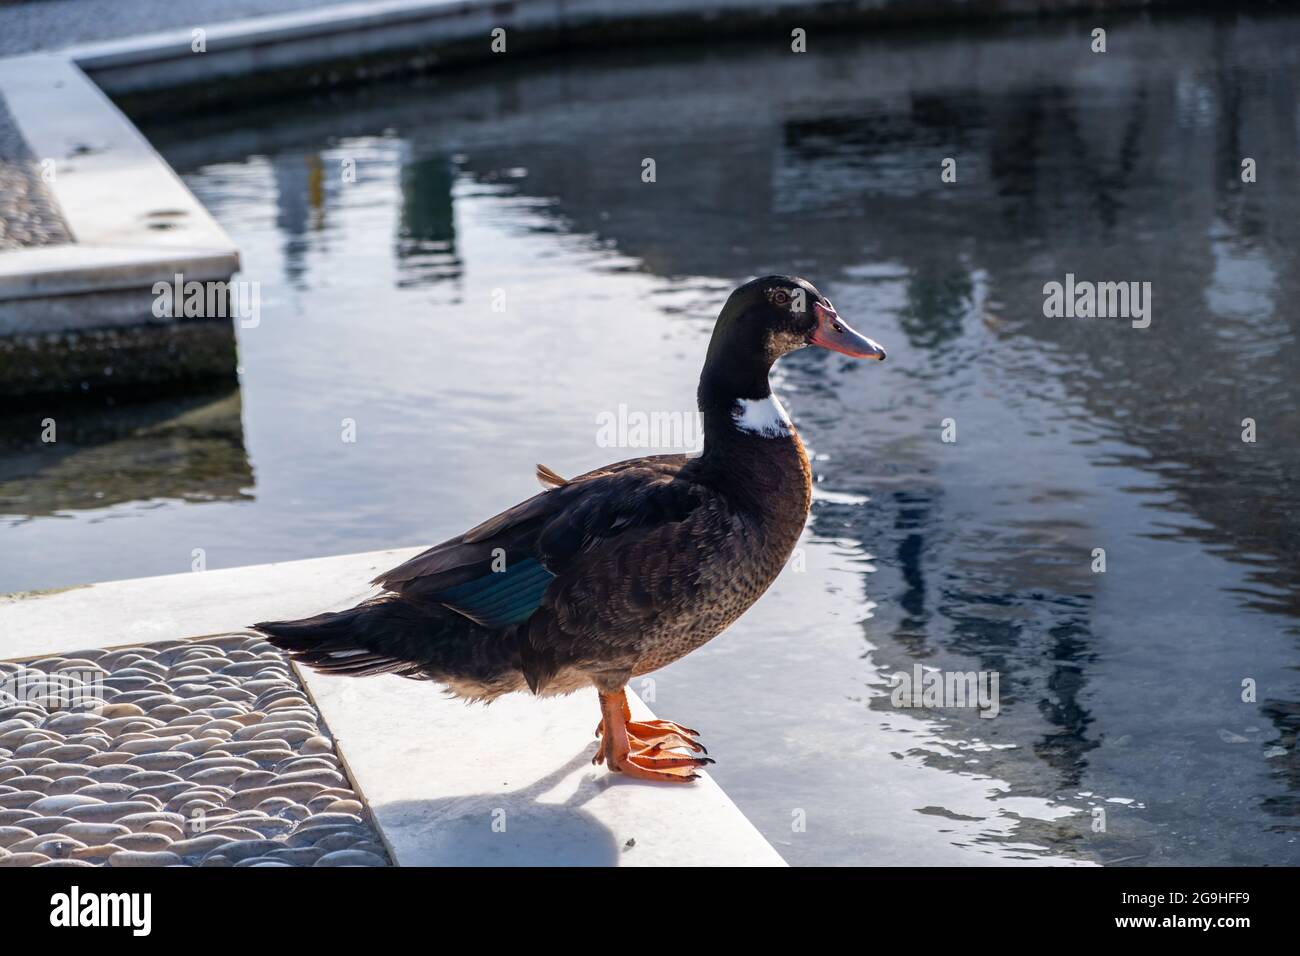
12 11 1297 864
0 386 251 520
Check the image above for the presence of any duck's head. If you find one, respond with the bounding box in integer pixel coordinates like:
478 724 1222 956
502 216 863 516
699 275 886 418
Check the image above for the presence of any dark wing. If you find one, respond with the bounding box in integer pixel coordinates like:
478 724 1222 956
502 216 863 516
373 455 708 632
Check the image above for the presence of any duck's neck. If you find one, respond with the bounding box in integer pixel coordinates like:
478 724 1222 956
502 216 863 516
696 366 811 514
700 390 794 446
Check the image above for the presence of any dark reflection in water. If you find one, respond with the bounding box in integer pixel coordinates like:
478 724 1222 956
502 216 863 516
0 387 251 520
6 12 1299 864
397 155 460 287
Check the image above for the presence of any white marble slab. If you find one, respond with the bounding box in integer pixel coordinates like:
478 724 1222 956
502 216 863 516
0 53 238 310
0 551 786 866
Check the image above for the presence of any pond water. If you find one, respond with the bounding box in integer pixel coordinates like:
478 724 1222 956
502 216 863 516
4 12 1299 865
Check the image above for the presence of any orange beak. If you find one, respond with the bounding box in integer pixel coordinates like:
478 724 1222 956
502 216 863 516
809 302 886 360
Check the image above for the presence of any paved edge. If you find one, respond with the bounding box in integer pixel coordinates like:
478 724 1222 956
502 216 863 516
0 550 788 867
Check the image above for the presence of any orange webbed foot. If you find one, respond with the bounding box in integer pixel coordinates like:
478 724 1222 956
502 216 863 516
593 689 712 782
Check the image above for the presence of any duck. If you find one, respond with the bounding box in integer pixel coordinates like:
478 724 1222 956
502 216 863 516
254 275 885 783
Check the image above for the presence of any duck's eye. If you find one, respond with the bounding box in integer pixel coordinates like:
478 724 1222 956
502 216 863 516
771 290 790 306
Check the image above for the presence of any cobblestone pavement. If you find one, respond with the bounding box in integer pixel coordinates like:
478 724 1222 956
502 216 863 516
0 93 72 250
0 633 391 867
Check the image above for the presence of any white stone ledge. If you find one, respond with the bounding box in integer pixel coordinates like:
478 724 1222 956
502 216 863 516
0 53 239 311
0 550 787 867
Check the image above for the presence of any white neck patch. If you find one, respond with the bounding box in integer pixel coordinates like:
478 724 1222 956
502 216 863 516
732 393 793 438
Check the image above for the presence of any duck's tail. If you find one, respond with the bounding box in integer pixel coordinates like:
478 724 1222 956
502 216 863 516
253 596 525 701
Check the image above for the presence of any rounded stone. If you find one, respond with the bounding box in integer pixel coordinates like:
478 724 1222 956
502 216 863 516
226 782 325 810
286 825 366 848
173 799 222 819
177 755 258 775
254 728 317 747
205 825 266 842
197 707 252 723
36 859 97 867
47 776 97 796
266 846 324 865
209 839 283 863
169 834 234 858
177 785 233 803
58 822 133 845
24 790 102 816
125 752 193 772
64 800 157 823
325 800 365 815
232 771 277 792
263 697 310 713
118 770 184 789
307 794 352 813
24 815 78 835
114 832 175 852
298 812 364 830
75 784 138 802
42 713 105 734
0 852 52 867
1 791 50 810
85 764 138 783
28 837 86 858
259 709 318 725
12 740 56 758
172 738 223 756
8 758 54 772
150 705 194 722
98 704 147 719
314 849 386 867
208 687 256 703
313 832 363 853
0 707 46 723
42 744 101 762
116 811 186 831
133 782 195 803
187 767 246 787
99 717 162 735
302 736 333 755
109 850 182 867
274 755 338 773
83 751 134 767
0 826 38 848
7 774 54 791
71 844 124 862
221 662 276 677
217 740 290 756
244 749 296 766
227 815 294 837
37 762 96 780
141 821 185 841
118 736 189 755
101 676 157 693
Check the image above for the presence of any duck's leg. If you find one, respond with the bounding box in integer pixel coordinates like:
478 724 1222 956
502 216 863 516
593 688 712 782
593 691 704 747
